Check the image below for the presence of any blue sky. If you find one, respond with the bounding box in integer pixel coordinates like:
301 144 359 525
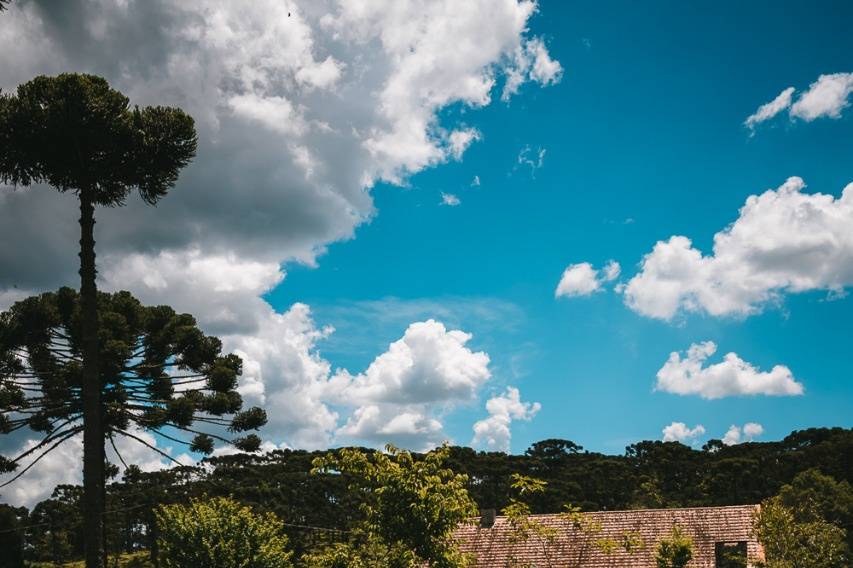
268 0 853 453
2 0 853 506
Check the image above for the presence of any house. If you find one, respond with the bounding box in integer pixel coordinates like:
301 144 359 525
454 504 764 567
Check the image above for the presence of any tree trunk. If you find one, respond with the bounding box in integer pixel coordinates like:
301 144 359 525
79 191 105 568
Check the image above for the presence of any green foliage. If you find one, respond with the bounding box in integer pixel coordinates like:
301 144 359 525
754 469 851 568
7 428 853 565
0 504 25 568
0 288 266 480
775 468 853 550
301 538 418 568
502 474 556 544
0 73 196 205
655 525 693 568
155 497 293 568
311 444 477 568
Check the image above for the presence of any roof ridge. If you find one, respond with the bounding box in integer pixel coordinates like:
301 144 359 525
472 503 760 521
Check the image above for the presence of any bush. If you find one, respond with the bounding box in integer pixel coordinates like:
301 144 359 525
155 497 293 568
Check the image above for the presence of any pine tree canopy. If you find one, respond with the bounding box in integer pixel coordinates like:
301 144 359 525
0 287 266 480
0 73 196 205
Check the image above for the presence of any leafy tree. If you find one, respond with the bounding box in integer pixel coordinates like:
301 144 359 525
0 289 265 562
0 503 25 568
775 469 853 550
0 73 197 568
754 497 847 568
754 469 851 568
502 474 556 547
311 444 477 568
27 488 82 566
155 497 293 568
654 525 693 568
301 539 418 568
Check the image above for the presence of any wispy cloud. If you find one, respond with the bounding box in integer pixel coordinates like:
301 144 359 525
516 145 547 178
745 73 853 132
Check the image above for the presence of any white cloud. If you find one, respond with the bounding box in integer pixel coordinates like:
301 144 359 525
448 128 482 161
0 427 191 508
744 86 795 131
104 252 496 452
602 260 621 282
722 422 764 446
337 405 445 451
662 422 706 443
321 0 558 183
502 37 563 101
0 1 559 472
516 144 547 177
743 422 764 438
745 73 853 130
0 0 560 286
227 93 307 136
555 260 621 298
441 193 461 207
295 55 344 90
471 387 540 453
471 175 481 187
0 288 32 312
623 177 853 320
656 341 804 399
330 320 491 448
226 303 340 450
330 320 491 406
791 72 853 121
556 263 601 297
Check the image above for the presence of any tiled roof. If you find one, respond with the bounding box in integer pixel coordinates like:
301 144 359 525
454 505 764 567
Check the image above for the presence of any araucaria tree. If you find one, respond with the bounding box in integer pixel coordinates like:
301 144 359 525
0 73 198 568
0 290 267 530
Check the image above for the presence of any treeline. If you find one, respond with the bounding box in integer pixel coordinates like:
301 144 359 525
1 426 850 565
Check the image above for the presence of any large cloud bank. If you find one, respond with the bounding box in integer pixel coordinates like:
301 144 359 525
0 0 559 506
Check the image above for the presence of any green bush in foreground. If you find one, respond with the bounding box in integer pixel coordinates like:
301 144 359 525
155 497 293 568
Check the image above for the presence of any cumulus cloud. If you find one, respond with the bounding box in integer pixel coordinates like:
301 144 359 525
0 0 560 491
471 387 540 452
337 405 445 451
0 428 192 508
662 422 706 444
331 320 491 449
441 193 461 207
330 320 490 404
0 0 559 287
623 177 853 320
555 260 620 298
656 341 804 399
722 422 764 446
791 73 853 120
744 73 853 130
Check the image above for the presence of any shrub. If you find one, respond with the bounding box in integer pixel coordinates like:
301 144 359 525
155 497 293 568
